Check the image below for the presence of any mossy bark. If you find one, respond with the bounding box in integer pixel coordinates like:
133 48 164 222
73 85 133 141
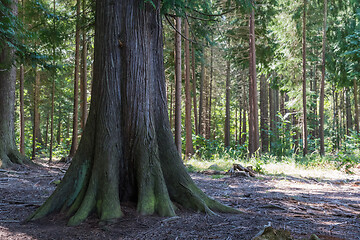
0 0 28 169
28 0 238 225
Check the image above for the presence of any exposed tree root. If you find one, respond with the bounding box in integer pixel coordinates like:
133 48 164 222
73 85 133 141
0 148 29 169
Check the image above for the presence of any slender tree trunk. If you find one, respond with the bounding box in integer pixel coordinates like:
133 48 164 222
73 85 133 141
204 69 209 139
238 101 242 144
32 69 40 160
224 60 231 147
69 0 81 157
207 44 214 139
49 0 56 163
260 75 269 153
57 108 62 144
19 0 26 155
241 107 247 145
235 108 238 142
49 78 56 162
19 64 25 155
45 113 49 148
302 0 308 156
29 0 236 225
346 89 352 135
184 20 193 159
80 0 88 131
169 81 174 129
174 17 182 156
198 55 205 136
191 46 198 135
354 79 359 133
248 5 259 156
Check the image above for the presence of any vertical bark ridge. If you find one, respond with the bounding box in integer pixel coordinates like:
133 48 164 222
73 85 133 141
28 0 238 226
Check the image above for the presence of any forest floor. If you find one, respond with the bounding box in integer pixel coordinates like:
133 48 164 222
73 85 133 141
0 159 359 240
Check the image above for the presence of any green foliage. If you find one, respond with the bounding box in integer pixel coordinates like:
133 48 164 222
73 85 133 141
268 113 296 157
193 135 247 160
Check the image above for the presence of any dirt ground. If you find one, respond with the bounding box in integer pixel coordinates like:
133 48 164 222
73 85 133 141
0 160 359 240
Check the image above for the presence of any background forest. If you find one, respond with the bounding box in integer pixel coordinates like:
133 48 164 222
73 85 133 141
4 0 360 173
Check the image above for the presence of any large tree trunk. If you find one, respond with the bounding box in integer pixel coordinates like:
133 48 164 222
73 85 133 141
184 20 194 159
174 17 182 155
224 60 231 147
28 0 236 225
69 0 81 157
302 0 308 156
248 5 259 156
260 75 269 153
0 0 27 168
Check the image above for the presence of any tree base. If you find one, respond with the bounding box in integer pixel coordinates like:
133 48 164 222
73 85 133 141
0 148 29 169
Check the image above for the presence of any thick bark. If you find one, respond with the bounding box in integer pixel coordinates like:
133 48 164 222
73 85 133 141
28 0 237 225
0 0 27 168
302 0 308 156
184 20 194 159
224 60 231 147
248 6 259 156
174 17 182 156
69 0 81 157
260 75 269 153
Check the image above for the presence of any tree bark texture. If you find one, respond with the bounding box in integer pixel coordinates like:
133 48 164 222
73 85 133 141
174 17 182 156
224 60 231 147
69 0 81 157
184 20 194 159
28 0 236 225
260 75 269 153
248 6 259 156
80 0 88 132
302 0 308 156
0 0 27 168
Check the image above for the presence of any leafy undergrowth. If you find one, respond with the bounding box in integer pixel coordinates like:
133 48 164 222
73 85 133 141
185 153 360 181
